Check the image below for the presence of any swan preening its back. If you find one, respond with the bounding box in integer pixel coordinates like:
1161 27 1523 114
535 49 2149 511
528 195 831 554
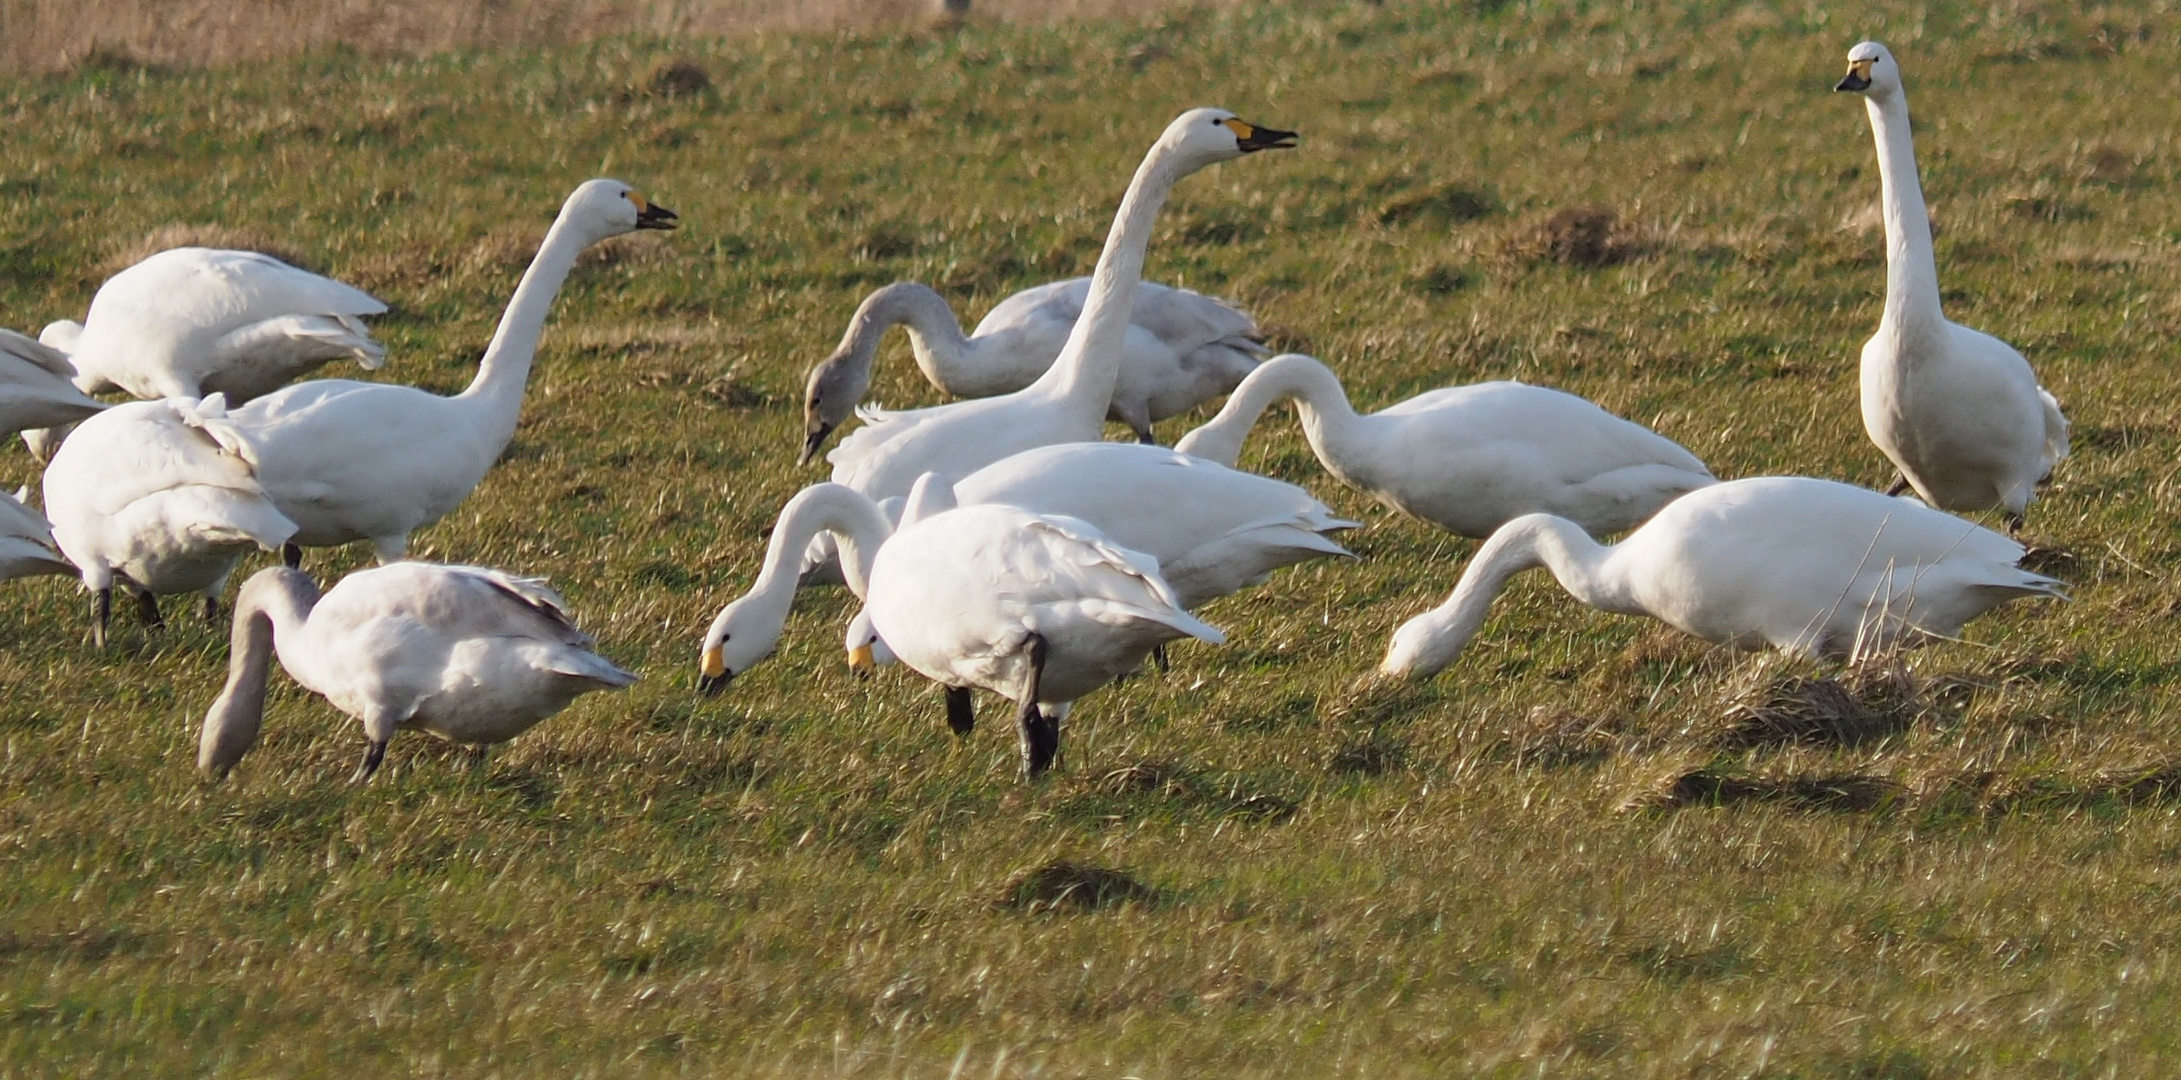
821 109 1294 505
1381 477 2066 680
1176 353 1715 537
799 277 1265 460
1836 41 2068 524
200 563 638 780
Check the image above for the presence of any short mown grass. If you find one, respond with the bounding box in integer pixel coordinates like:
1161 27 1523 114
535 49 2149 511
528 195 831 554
6 1 2181 1075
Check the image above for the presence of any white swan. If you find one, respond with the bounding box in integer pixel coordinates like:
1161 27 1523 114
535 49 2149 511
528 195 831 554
42 396 298 645
868 502 1223 776
1381 476 2066 680
799 277 1264 460
198 562 637 780
1836 41 2068 525
227 180 676 565
0 487 73 583
821 109 1293 507
697 444 1354 690
52 247 389 402
1175 353 1716 538
0 330 104 436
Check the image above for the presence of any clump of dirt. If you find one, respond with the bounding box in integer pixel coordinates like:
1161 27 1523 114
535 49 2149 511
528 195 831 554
645 58 712 99
997 861 1156 913
1622 768 1904 813
1713 664 1926 751
1503 205 1645 268
1379 182 1499 227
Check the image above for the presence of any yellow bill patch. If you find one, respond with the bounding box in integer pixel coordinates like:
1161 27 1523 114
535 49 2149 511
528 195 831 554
700 645 724 678
628 190 651 213
1221 117 1254 140
848 644 875 671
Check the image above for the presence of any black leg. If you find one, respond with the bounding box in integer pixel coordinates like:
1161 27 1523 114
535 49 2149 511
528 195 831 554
945 685 976 737
1015 634 1059 778
353 740 388 783
1885 476 1911 497
1134 428 1157 446
200 593 221 623
282 543 302 570
2005 511 2026 536
1151 644 1170 673
134 588 164 631
91 587 111 648
465 745 491 771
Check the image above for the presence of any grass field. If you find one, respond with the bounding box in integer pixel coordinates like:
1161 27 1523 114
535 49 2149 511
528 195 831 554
5 0 2181 1074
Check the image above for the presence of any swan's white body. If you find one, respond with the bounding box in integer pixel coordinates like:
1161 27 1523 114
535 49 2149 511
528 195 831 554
42 397 296 611
225 180 676 561
0 488 73 582
1838 41 2067 520
821 109 1291 508
698 445 1352 685
1176 354 1715 537
801 277 1263 457
868 503 1223 773
55 247 388 402
198 563 637 778
0 330 104 435
1381 476 2067 679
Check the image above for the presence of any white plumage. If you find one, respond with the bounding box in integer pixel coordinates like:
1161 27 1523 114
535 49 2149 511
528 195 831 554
1836 41 2068 523
0 487 73 583
199 563 638 780
0 329 105 436
1381 476 2067 680
1176 353 1715 538
799 276 1263 459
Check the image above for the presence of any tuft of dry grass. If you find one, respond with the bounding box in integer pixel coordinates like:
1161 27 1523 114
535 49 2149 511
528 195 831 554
1502 205 1648 268
1711 662 1928 751
997 860 1158 912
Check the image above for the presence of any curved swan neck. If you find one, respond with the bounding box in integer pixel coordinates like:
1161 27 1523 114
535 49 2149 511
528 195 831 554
1405 516 1613 672
199 568 321 777
455 204 599 436
841 283 974 391
1029 146 1189 409
1864 92 1944 331
1177 354 1361 468
760 484 894 602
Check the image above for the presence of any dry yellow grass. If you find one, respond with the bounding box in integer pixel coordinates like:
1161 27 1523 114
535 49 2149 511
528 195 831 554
0 0 1213 74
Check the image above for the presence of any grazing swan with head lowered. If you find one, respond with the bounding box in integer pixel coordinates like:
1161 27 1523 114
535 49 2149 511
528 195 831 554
0 330 104 436
47 246 388 403
820 109 1293 510
1176 353 1714 538
869 500 1223 777
697 443 1354 693
1835 41 2068 527
199 563 637 780
799 276 1264 460
0 487 73 583
1380 476 2066 681
226 180 676 566
42 396 298 645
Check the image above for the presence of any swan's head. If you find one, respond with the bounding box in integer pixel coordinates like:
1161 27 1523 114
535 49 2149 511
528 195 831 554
1379 609 1465 682
560 178 679 241
696 595 779 695
843 608 898 674
1157 108 1298 171
1834 41 1900 98
800 353 861 465
37 320 82 354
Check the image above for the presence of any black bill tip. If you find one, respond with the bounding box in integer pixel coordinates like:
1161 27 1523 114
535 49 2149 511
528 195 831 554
637 203 679 230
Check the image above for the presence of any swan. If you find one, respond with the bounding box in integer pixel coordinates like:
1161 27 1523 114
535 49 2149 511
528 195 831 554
1380 476 2067 680
1175 353 1716 538
198 562 637 781
0 487 73 583
868 502 1223 776
697 444 1354 689
226 179 676 565
42 396 298 645
50 246 389 402
1836 41 2068 526
799 277 1264 460
0 330 104 436
820 109 1293 509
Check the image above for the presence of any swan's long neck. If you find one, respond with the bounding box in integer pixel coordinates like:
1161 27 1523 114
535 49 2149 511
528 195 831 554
1864 92 1945 333
839 283 975 393
1389 515 1617 677
198 569 321 777
761 484 895 604
1175 354 1362 469
1028 146 1189 411
454 208 601 445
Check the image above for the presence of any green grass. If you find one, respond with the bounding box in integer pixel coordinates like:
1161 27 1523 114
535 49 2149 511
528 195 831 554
6 0 2181 1074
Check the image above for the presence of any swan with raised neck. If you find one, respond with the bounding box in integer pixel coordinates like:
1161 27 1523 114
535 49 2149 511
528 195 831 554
819 108 1293 503
1176 353 1714 538
1835 40 2068 523
229 179 677 563
1381 476 2067 680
